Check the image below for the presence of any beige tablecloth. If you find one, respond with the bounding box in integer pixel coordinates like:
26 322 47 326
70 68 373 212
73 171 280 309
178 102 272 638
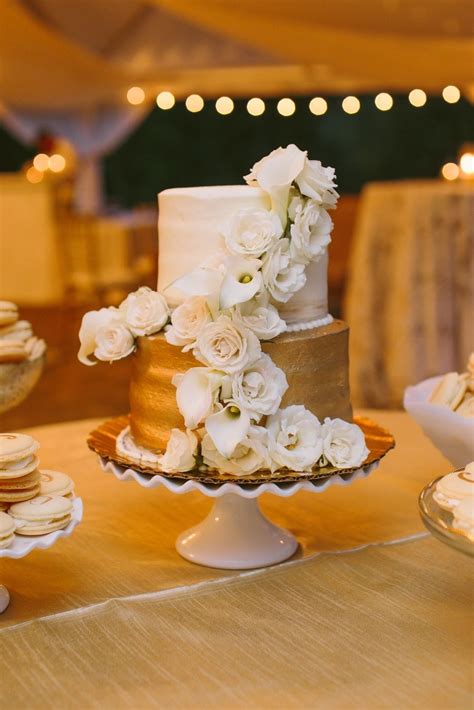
345 180 474 408
0 411 472 708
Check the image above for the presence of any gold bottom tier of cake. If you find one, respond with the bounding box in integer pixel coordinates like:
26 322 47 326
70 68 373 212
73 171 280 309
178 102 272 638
129 319 353 452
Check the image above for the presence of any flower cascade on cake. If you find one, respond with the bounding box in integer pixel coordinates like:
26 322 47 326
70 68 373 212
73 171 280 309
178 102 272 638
78 145 369 476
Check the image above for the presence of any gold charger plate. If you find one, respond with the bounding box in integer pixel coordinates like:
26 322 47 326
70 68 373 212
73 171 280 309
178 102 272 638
88 415 395 485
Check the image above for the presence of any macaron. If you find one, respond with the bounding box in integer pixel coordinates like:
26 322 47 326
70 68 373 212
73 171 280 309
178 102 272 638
0 433 39 465
0 512 15 549
0 470 40 502
0 454 39 479
9 495 73 536
456 395 474 418
39 470 75 498
430 372 467 410
434 468 474 512
0 301 18 327
0 320 33 342
452 497 474 541
24 336 46 361
0 340 26 363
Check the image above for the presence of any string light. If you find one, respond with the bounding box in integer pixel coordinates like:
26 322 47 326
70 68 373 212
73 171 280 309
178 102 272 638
342 96 360 114
26 166 43 183
442 85 461 104
215 97 234 115
309 97 327 115
277 98 296 116
156 91 175 110
127 86 145 105
33 153 49 171
49 154 66 173
185 94 204 113
441 162 459 181
246 98 265 116
374 93 393 111
460 152 474 175
408 89 427 107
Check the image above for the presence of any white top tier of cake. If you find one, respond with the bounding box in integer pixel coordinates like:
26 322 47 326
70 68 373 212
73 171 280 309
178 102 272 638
157 185 328 328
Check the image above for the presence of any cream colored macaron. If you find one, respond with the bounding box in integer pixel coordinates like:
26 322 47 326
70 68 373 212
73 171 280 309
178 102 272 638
0 433 39 465
39 470 75 498
452 497 474 541
0 301 18 327
0 454 39 479
430 372 467 410
0 320 33 342
0 469 40 502
434 466 474 511
0 340 26 363
0 512 15 548
9 495 73 536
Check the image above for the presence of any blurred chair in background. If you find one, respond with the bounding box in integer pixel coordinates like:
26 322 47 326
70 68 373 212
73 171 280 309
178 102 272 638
345 179 474 408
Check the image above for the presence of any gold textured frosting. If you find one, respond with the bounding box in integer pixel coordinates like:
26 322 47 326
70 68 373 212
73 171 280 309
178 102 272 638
129 319 352 452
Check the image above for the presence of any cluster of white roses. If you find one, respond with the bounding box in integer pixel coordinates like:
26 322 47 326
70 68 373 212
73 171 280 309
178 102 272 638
78 287 169 365
79 144 369 476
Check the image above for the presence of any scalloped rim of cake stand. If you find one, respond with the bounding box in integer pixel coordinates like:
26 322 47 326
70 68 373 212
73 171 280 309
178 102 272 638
0 498 83 612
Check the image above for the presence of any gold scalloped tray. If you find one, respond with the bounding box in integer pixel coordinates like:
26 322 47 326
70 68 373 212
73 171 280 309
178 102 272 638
88 415 395 485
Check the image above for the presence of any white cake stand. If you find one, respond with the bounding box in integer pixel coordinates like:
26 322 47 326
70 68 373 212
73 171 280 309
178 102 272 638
99 458 380 569
0 498 83 613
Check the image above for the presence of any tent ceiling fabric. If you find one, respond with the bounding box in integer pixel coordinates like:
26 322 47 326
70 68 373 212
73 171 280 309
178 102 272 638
0 0 473 112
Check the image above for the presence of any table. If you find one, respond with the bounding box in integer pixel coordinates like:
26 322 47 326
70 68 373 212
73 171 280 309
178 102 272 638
0 411 472 708
345 179 474 408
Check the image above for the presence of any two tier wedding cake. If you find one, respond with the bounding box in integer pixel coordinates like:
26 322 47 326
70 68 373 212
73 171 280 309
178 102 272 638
79 144 369 477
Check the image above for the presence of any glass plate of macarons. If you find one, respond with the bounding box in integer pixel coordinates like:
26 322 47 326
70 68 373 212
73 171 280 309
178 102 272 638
418 462 474 557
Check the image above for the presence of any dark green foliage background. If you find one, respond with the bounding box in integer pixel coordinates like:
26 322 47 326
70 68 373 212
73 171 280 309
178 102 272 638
1 95 472 206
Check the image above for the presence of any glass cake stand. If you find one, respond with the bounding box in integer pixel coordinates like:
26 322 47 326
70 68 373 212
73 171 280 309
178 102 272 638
0 498 83 613
419 478 473 557
89 415 395 570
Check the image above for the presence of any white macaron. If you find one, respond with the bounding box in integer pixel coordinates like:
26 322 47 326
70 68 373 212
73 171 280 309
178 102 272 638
0 511 15 548
434 467 474 512
452 497 474 541
0 302 18 327
39 470 75 498
0 433 39 465
9 495 73 536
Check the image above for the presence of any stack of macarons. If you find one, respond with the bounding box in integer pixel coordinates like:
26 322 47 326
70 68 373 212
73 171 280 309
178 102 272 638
0 432 76 547
434 461 474 542
429 352 474 418
0 301 46 364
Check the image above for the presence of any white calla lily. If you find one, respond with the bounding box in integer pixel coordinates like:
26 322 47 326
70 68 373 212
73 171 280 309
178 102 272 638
205 402 251 458
219 256 262 310
170 267 224 299
173 367 224 429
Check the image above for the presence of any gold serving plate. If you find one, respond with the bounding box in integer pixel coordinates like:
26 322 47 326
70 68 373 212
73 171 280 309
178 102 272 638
88 415 395 485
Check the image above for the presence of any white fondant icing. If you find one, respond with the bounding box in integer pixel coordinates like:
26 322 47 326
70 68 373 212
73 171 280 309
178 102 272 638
157 185 329 325
285 313 333 332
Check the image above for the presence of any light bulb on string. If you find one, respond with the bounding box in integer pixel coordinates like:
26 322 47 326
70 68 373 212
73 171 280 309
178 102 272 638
277 98 296 116
156 91 175 110
185 94 204 113
309 97 327 115
247 98 265 116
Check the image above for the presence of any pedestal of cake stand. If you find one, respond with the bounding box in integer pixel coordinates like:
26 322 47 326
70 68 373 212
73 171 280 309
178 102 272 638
176 492 297 569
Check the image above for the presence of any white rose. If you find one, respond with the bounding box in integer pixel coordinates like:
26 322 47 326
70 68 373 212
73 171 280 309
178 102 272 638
173 367 224 429
231 354 288 421
232 296 286 340
295 159 339 209
119 286 169 336
194 315 261 374
158 428 198 473
289 198 332 264
222 208 283 257
219 256 263 310
267 405 322 472
262 238 306 303
78 307 133 365
245 144 307 224
321 418 369 469
95 317 135 363
202 425 269 475
165 296 211 351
